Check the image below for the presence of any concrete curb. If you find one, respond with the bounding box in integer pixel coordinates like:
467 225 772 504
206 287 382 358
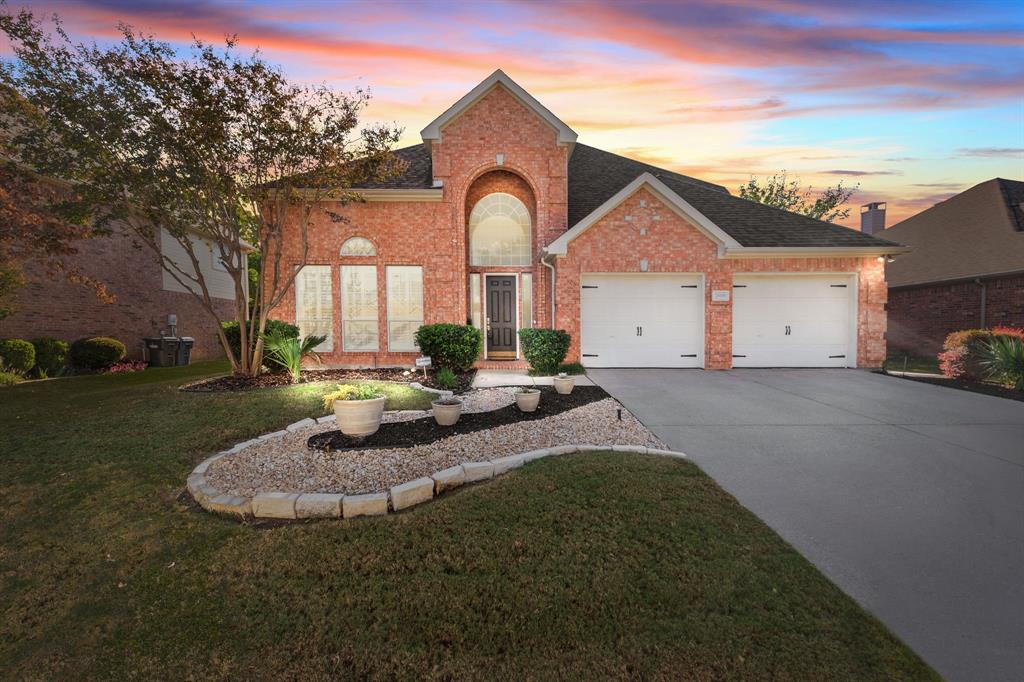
186 420 686 522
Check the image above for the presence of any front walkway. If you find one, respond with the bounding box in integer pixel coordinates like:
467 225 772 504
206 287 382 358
472 369 595 388
588 367 1024 682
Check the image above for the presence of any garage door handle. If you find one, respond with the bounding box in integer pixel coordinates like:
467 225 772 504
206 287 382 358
785 325 791 336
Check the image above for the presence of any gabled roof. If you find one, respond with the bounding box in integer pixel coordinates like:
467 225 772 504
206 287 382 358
568 143 903 250
882 178 1024 287
420 69 578 146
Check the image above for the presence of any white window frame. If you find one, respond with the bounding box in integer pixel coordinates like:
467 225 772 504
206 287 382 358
469 192 532 267
386 265 424 352
294 265 334 352
341 265 379 352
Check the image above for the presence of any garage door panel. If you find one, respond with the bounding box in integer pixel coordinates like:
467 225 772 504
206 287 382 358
581 274 703 368
732 275 854 368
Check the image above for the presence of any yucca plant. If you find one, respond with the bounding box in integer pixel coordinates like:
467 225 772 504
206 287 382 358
262 331 327 383
980 335 1024 390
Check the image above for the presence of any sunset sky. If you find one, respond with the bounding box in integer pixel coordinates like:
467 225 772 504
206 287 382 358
4 0 1023 227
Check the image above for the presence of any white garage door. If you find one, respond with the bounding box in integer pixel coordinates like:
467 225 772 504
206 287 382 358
732 275 855 367
580 274 703 368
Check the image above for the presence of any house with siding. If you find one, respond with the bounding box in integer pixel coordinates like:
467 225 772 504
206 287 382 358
275 70 906 370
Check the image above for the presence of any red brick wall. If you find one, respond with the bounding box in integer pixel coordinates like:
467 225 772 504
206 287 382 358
887 274 1024 355
0 225 234 360
555 188 888 368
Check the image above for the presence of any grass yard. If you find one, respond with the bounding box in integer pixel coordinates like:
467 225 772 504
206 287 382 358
0 363 936 680
884 352 941 374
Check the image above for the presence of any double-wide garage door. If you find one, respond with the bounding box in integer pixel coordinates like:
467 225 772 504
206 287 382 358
580 274 703 368
579 273 855 368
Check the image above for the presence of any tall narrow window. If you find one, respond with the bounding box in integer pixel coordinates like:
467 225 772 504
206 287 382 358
386 266 423 352
520 273 533 329
295 265 333 351
341 265 378 351
470 273 482 330
469 193 531 266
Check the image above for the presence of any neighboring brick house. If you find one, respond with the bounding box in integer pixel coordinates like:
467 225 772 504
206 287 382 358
882 178 1024 356
1 221 241 361
275 70 905 370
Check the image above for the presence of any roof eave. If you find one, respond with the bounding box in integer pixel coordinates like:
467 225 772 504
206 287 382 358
723 245 912 258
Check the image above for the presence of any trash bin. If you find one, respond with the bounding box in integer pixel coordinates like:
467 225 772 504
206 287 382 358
176 337 194 366
144 337 180 367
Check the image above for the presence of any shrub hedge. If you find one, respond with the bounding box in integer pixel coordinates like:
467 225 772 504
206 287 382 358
0 338 36 373
414 324 482 372
939 327 1024 380
519 328 571 376
31 337 69 376
70 337 127 371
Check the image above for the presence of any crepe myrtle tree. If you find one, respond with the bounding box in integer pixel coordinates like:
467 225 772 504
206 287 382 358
738 171 858 223
0 6 403 374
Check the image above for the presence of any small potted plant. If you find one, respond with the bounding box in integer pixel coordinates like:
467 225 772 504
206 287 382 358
431 396 463 426
322 384 387 437
515 386 541 412
552 371 575 395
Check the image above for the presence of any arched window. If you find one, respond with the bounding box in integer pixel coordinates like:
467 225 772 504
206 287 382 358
469 193 531 266
340 236 377 257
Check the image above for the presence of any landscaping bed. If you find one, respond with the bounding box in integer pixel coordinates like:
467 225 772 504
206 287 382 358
205 390 663 496
309 386 608 451
180 366 476 393
884 371 1024 403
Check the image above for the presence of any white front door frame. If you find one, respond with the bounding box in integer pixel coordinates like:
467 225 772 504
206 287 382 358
482 272 521 360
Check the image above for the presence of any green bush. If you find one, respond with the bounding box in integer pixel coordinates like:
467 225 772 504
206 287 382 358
414 324 482 372
518 328 571 376
69 336 127 370
31 337 69 376
221 319 299 367
262 330 326 383
0 370 23 386
980 335 1024 390
557 362 586 375
0 338 35 373
435 367 457 390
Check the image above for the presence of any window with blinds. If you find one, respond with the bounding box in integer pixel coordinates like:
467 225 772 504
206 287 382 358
295 265 333 352
386 265 423 352
341 265 378 351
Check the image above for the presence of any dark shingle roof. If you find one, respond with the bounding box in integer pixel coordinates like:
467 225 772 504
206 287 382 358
352 144 433 189
567 143 902 249
997 178 1024 231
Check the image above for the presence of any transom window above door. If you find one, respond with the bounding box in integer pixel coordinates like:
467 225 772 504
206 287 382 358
469 193 531 266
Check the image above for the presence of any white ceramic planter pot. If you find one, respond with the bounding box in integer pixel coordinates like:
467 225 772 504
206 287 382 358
515 389 541 413
553 375 575 395
333 396 387 437
432 399 462 426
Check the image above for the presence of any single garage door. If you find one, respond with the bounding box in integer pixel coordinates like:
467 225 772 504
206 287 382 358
580 274 703 368
732 274 855 367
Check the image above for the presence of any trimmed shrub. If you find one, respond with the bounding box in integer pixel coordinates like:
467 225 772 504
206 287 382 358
0 370 23 386
70 336 127 371
519 328 571 376
0 338 35 373
221 319 299 367
31 337 69 376
939 329 993 380
414 324 482 372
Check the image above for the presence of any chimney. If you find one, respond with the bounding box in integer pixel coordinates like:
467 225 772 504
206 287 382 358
860 202 886 234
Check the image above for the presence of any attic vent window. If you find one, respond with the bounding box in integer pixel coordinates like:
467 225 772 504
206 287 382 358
340 237 377 257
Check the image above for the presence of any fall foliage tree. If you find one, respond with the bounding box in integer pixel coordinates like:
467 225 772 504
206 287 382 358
0 7 403 374
738 172 858 223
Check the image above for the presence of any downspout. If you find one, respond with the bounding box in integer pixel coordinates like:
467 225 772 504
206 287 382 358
974 278 987 327
541 252 557 328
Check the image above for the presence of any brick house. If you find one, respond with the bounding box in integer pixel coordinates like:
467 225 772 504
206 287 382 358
275 70 905 370
883 178 1024 356
1 221 241 361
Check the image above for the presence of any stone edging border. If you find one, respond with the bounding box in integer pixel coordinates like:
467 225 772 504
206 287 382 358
186 416 687 521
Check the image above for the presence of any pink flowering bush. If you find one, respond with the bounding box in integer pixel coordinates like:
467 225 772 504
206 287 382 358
105 360 148 374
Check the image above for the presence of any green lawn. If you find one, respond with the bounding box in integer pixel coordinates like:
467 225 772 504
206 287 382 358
0 363 936 680
884 352 941 374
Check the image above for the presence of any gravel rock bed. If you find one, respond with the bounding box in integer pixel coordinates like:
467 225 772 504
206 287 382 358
180 367 476 393
206 396 665 497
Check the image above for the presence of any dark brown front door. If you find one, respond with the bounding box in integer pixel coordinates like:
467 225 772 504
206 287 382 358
486 276 517 357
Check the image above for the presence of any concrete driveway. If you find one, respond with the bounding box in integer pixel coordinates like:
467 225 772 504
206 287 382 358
588 368 1024 682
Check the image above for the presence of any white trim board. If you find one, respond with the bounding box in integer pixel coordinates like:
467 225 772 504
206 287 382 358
544 172 743 257
421 69 578 146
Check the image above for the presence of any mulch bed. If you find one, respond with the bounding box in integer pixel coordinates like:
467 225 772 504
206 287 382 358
308 385 611 452
180 367 476 393
882 371 1024 403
